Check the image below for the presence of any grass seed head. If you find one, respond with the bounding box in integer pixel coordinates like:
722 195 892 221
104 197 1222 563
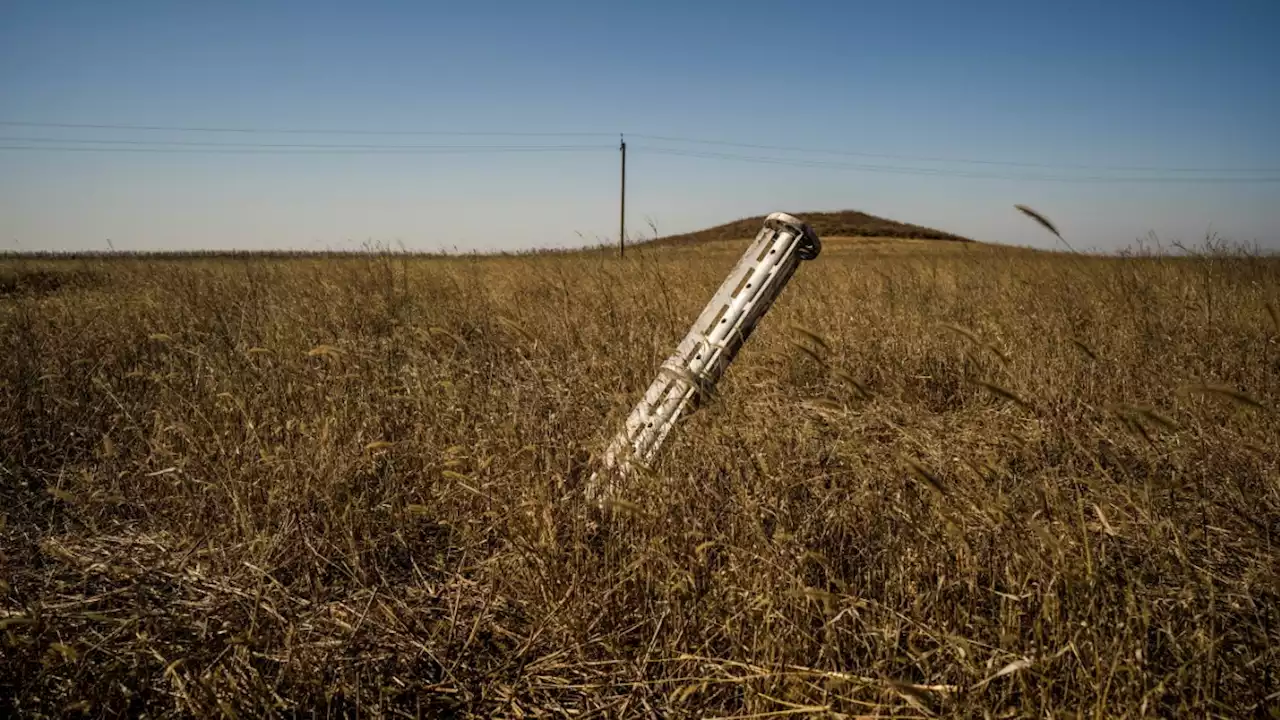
1179 383 1269 411
972 379 1033 410
1015 204 1062 239
906 459 947 496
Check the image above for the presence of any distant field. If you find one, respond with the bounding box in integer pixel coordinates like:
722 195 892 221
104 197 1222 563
2 236 1278 717
649 235 989 258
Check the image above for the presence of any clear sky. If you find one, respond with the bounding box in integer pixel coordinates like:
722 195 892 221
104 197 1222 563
2 0 1278 253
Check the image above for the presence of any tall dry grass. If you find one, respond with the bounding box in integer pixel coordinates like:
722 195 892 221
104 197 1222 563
2 237 1278 718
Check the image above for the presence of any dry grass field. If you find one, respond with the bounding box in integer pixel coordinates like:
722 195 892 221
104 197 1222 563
2 228 1279 717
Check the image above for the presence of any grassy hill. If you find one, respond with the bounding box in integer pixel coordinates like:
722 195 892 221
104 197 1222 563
639 209 973 247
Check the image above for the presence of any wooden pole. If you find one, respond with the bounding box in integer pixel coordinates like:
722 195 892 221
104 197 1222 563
619 135 626 258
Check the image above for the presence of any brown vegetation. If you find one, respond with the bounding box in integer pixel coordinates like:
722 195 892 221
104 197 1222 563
2 233 1278 717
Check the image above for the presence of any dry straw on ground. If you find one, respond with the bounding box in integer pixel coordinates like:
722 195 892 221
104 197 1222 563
2 232 1278 717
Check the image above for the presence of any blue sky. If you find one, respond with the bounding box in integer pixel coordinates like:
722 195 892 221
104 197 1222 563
2 0 1277 253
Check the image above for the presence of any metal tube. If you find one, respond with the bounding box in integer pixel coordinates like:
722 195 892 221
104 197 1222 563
587 212 821 506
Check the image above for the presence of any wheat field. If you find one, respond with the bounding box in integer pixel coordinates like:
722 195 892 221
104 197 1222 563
2 234 1278 718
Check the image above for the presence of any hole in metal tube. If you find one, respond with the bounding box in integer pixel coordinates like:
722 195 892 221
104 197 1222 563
703 304 729 334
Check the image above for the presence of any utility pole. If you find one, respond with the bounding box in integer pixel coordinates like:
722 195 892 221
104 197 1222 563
619 134 626 258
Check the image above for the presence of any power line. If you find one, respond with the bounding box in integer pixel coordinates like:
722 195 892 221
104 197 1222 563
0 120 614 137
0 143 613 155
1 136 618 150
3 119 1273 174
632 146 1280 184
1 120 1274 183
630 133 1280 174
4 140 1272 183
